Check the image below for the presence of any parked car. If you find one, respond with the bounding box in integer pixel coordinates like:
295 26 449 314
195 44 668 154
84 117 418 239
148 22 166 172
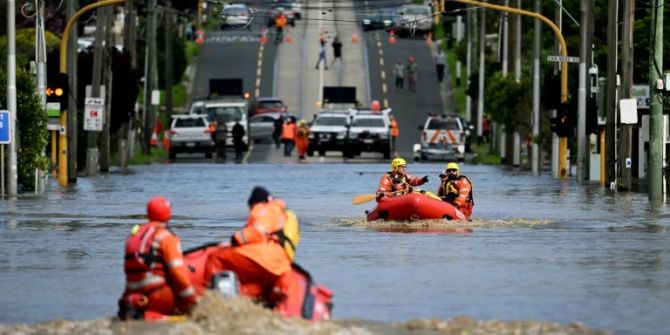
345 108 392 158
167 114 214 160
308 110 351 156
413 114 465 162
266 5 296 27
249 112 285 143
249 97 288 116
188 100 206 115
397 4 433 35
220 3 253 30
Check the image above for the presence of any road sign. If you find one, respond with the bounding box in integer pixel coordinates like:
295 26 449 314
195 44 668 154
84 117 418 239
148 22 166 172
546 55 580 63
84 97 105 131
0 110 10 144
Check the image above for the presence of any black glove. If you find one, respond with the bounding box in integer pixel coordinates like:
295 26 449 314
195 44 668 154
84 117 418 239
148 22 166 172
422 175 429 183
230 235 239 247
407 187 414 193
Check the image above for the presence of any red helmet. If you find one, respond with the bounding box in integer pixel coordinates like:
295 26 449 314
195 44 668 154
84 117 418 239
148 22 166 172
408 56 415 63
147 196 171 222
371 100 381 112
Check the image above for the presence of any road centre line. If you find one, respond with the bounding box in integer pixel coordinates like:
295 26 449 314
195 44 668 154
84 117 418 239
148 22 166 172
256 77 261 87
382 83 387 94
381 70 386 80
384 98 389 108
379 58 384 66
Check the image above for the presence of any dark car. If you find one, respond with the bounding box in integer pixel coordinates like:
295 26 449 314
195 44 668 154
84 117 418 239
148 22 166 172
249 97 288 116
361 7 399 31
266 5 296 27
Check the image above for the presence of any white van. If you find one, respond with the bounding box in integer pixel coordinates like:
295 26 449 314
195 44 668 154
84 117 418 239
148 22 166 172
202 100 249 147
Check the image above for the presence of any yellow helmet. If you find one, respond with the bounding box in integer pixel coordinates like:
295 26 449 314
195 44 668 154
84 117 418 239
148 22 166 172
446 162 460 174
391 157 407 171
299 119 306 125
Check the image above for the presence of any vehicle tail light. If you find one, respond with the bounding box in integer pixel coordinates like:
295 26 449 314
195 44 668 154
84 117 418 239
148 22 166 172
167 130 177 138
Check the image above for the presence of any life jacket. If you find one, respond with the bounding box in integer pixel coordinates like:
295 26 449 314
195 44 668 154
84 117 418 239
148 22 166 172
124 222 171 293
297 126 309 138
274 209 300 261
440 175 474 205
387 171 411 192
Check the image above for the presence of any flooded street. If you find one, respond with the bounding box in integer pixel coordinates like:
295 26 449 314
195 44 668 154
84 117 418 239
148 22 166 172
1 162 669 335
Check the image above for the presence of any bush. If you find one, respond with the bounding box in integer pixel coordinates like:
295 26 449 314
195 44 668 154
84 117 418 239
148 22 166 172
0 68 50 193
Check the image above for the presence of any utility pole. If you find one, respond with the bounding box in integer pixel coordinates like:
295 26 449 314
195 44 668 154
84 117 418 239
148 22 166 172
512 0 521 169
100 6 113 172
648 0 664 203
67 0 78 183
605 0 618 187
465 9 473 123
6 0 18 196
122 0 136 168
143 0 158 154
619 0 634 190
499 0 508 165
165 0 174 120
86 6 108 175
35 0 47 194
531 0 540 175
576 1 592 183
477 8 485 144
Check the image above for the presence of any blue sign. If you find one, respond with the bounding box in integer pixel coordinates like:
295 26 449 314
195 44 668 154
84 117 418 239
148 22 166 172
0 111 10 144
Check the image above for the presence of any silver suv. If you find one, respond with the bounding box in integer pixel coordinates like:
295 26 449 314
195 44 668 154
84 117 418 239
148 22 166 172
167 114 214 160
307 110 351 156
345 109 392 159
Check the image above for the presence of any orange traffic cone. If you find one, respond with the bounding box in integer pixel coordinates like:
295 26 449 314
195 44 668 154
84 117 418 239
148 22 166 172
195 30 204 44
285 33 293 43
388 30 396 44
351 29 359 44
150 131 158 147
425 32 433 46
162 131 170 149
260 29 268 44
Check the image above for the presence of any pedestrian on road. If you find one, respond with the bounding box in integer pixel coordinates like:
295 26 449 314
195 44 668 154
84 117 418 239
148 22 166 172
393 58 404 91
273 115 284 149
435 48 446 83
315 38 328 70
390 115 399 151
295 119 310 160
232 118 246 163
281 117 297 156
330 35 342 68
406 56 418 92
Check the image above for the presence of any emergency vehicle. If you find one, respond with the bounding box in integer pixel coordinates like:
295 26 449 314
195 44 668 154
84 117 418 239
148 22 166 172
413 114 465 162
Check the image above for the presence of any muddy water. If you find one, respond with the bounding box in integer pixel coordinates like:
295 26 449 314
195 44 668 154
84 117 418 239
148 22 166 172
1 163 669 334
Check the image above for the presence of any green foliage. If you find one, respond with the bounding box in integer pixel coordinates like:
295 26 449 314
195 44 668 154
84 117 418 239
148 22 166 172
0 28 61 69
0 68 50 192
484 71 532 134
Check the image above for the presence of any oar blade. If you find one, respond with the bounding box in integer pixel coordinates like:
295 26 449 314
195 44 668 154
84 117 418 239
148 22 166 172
352 194 376 205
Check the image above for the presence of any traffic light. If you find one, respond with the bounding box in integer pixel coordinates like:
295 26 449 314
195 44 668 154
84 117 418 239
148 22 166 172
46 72 68 110
550 103 574 137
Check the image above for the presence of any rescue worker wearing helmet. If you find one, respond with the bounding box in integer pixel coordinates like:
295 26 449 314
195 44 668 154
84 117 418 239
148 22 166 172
437 162 474 218
118 196 198 320
295 119 310 160
376 157 428 201
204 187 298 308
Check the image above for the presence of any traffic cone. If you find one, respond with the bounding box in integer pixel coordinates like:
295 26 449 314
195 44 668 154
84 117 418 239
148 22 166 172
285 33 293 43
388 30 396 44
162 130 170 149
150 131 158 147
351 29 359 44
195 30 204 44
260 29 268 44
425 32 433 46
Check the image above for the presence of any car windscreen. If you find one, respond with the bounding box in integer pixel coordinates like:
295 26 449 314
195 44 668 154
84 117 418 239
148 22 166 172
224 7 247 15
258 101 283 109
207 107 244 123
427 119 460 130
174 118 206 128
353 118 385 128
314 116 347 126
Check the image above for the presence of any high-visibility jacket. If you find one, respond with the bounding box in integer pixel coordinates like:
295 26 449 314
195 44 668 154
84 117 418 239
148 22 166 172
281 122 297 141
390 119 399 138
124 221 196 303
276 15 287 28
232 199 292 276
438 175 474 218
376 171 425 198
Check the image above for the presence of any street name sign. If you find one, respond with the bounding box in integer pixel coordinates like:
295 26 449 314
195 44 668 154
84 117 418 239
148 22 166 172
0 110 10 144
546 55 580 63
84 97 105 131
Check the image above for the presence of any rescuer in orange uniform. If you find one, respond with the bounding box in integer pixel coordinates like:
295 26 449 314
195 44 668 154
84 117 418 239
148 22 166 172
118 196 198 320
437 162 474 218
295 119 310 160
275 12 288 43
204 187 295 307
376 157 428 201
389 115 399 150
281 117 297 157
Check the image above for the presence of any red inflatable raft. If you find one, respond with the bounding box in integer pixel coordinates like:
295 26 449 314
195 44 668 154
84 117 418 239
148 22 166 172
366 192 467 221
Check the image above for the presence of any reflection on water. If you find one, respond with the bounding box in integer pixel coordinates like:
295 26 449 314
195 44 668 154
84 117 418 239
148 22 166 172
0 163 669 335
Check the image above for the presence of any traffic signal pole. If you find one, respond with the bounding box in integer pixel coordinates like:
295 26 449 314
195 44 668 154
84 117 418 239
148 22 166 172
452 0 570 178
57 0 126 186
